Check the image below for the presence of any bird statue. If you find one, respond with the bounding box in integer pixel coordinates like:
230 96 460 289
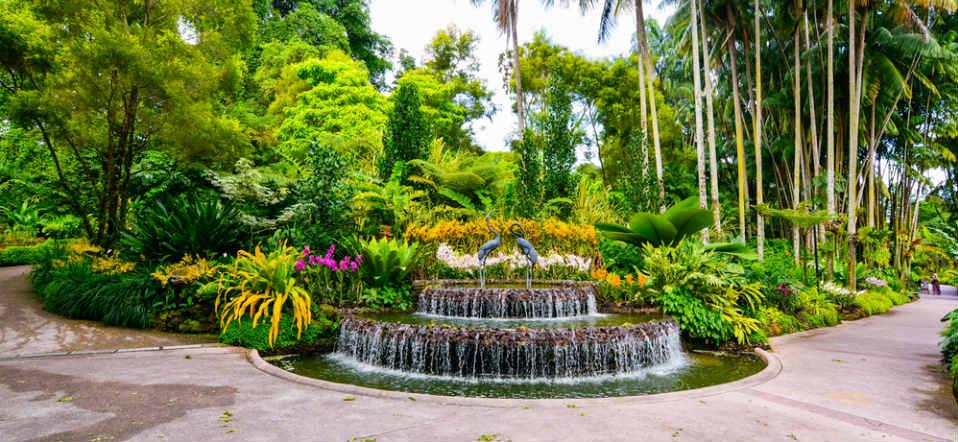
510 223 538 288
477 210 501 288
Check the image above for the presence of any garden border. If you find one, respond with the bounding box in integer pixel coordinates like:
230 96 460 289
246 347 781 408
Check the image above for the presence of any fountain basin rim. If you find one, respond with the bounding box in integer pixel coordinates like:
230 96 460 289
246 347 780 407
339 313 676 336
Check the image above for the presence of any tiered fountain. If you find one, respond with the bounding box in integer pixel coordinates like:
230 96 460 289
333 215 685 381
274 215 766 398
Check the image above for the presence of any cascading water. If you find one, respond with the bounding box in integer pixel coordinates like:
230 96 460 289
335 316 683 379
417 286 598 319
323 280 689 384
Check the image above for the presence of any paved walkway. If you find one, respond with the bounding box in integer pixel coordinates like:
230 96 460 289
0 267 955 442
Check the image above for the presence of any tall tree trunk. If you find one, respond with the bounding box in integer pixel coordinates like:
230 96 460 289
690 0 708 238
754 0 765 260
727 7 748 241
793 26 803 266
826 0 836 279
510 6 525 136
635 0 664 209
699 0 721 235
847 0 860 291
635 9 648 145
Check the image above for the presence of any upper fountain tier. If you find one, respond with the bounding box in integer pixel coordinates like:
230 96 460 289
416 280 598 320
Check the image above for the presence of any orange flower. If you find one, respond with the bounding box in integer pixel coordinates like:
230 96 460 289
636 273 648 287
625 274 634 285
607 274 622 288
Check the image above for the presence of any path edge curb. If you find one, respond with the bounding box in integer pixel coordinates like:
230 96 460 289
246 347 782 408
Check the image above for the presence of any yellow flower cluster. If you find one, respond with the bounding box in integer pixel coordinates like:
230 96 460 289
151 255 219 287
90 255 135 275
590 268 646 288
68 239 101 255
405 218 597 254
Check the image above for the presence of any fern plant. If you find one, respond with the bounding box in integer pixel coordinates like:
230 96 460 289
216 243 312 348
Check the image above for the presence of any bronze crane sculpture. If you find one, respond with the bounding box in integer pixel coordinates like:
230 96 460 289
477 210 501 288
510 222 538 288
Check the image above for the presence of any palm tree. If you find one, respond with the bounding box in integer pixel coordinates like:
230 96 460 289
847 0 861 290
753 0 765 260
792 10 803 266
825 0 835 277
586 0 665 207
689 0 709 235
725 4 748 241
699 0 721 235
472 0 526 135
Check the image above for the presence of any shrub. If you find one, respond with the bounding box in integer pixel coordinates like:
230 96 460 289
758 307 801 336
0 240 55 265
362 287 413 310
854 291 894 316
121 194 244 263
642 239 764 345
36 261 157 328
216 243 312 348
220 314 335 353
797 289 839 328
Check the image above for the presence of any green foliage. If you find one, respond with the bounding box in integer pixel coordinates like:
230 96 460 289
353 162 428 233
290 142 354 242
854 291 894 316
121 195 244 263
220 314 334 353
757 307 801 336
597 197 712 247
359 237 421 291
513 130 542 217
216 243 313 347
598 238 643 275
0 0 256 243
796 290 840 329
642 239 764 345
34 261 157 329
939 309 958 394
362 287 413 310
541 73 578 218
277 50 388 167
0 240 56 266
617 129 661 213
380 82 430 180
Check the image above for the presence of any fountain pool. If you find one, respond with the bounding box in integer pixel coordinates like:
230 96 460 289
269 280 766 399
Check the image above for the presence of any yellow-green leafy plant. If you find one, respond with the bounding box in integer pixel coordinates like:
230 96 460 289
216 243 312 348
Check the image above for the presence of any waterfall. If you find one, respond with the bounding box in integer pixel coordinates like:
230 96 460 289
417 286 599 319
335 317 682 380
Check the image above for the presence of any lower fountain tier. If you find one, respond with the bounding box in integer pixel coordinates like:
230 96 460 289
417 283 597 319
334 316 682 379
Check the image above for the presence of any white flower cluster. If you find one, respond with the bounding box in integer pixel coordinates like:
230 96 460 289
435 243 592 272
822 281 865 297
865 276 887 287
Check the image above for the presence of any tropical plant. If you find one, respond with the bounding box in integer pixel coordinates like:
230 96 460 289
380 82 430 179
641 239 764 345
216 243 312 348
359 237 421 291
121 194 244 263
352 162 429 233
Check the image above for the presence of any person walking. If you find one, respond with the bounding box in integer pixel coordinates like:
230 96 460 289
931 271 941 295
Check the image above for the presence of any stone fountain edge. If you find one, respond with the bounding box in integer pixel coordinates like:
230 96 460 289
245 346 781 408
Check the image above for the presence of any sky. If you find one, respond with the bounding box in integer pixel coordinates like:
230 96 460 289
368 0 675 153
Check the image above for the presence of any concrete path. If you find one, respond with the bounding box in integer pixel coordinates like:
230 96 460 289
0 268 955 442
0 266 213 356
